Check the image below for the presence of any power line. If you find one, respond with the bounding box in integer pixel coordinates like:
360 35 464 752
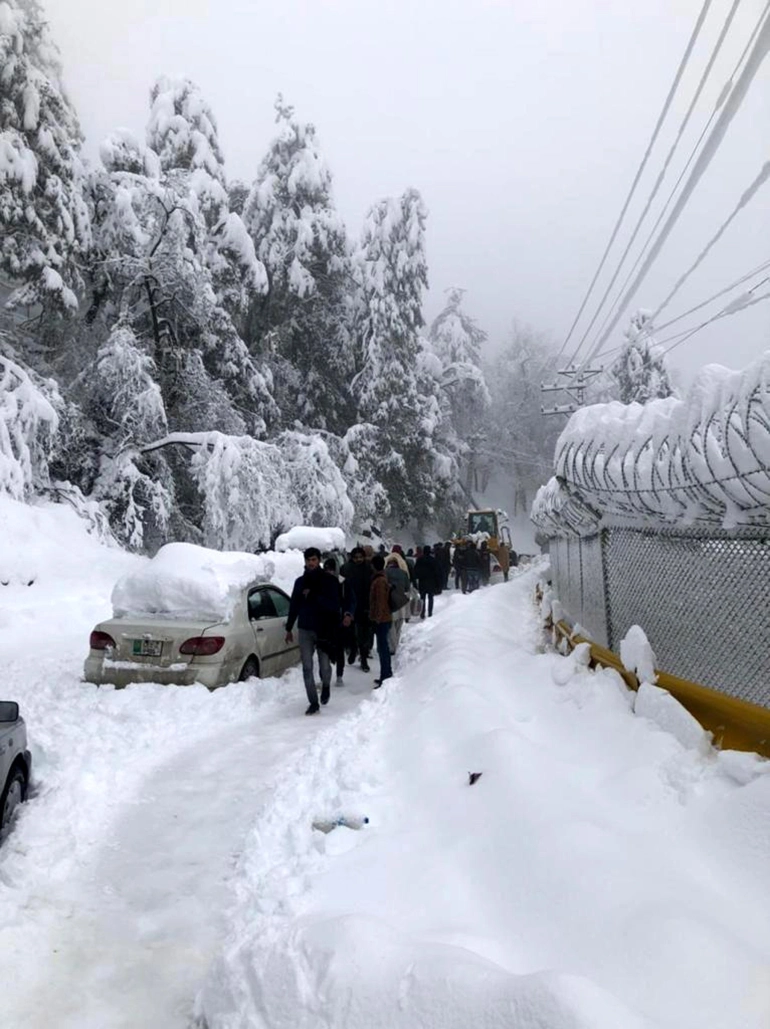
587 0 757 360
553 0 714 362
580 3 770 370
659 285 770 354
651 160 770 321
655 256 770 332
587 258 770 365
566 0 738 369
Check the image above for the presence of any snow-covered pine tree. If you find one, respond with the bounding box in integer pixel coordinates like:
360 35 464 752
87 121 276 438
428 288 490 500
354 189 446 526
243 96 355 433
86 320 173 549
429 287 486 367
0 0 90 315
612 309 675 404
141 431 302 551
146 75 267 326
275 430 355 530
0 349 59 499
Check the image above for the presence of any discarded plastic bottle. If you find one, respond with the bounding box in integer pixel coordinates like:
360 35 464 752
312 815 369 833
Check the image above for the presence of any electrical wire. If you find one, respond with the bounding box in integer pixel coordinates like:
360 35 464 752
658 285 770 354
565 0 740 370
586 260 770 365
581 3 770 369
585 0 767 356
552 0 714 362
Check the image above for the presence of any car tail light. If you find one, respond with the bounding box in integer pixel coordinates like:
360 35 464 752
90 630 116 650
179 636 226 656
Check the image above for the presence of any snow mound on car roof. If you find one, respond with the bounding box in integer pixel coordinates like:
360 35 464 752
111 542 301 622
274 526 346 553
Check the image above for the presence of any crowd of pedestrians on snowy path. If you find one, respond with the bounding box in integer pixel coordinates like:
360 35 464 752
284 538 516 715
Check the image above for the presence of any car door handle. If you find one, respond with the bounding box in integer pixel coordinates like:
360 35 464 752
256 627 264 632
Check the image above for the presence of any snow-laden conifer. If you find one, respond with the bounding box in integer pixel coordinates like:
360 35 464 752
244 97 354 431
612 310 675 404
428 288 491 510
275 430 354 530
88 124 276 437
354 188 446 524
147 75 266 323
146 432 302 551
87 321 172 549
0 351 58 498
0 0 90 312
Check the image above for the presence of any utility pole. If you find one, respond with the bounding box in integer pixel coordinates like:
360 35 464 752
540 365 603 417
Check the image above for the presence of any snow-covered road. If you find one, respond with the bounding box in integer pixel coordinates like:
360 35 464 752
6 676 374 1029
2 495 770 1029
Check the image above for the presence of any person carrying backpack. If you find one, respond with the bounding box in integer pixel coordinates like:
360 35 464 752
385 554 410 654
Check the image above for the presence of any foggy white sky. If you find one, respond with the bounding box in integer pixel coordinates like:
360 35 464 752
49 0 770 379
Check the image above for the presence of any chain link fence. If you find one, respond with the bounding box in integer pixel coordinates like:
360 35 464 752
547 527 770 707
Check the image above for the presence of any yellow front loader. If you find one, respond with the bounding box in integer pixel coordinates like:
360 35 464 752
456 509 514 580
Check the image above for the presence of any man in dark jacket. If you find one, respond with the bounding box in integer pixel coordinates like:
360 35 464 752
369 554 392 686
464 541 483 592
413 543 441 618
479 541 492 586
340 546 374 672
323 557 356 687
285 547 343 714
452 543 466 591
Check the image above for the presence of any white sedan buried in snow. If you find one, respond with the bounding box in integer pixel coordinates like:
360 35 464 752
84 583 299 689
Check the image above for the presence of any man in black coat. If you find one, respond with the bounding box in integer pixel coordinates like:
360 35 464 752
340 546 374 672
413 543 441 618
285 547 343 714
323 557 356 687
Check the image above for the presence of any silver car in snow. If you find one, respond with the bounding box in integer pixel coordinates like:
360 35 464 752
0 702 31 833
84 583 299 689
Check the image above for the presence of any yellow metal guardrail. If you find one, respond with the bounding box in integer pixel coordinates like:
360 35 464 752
552 619 770 759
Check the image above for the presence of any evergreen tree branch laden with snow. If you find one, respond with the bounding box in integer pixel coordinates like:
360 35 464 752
243 97 355 433
0 350 58 498
0 0 91 314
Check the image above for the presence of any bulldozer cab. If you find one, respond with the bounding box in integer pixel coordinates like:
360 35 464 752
467 509 498 539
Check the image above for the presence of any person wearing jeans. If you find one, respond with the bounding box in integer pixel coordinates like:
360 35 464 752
285 547 344 714
368 554 392 687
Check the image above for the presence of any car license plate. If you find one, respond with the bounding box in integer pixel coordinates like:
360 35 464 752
132 639 163 657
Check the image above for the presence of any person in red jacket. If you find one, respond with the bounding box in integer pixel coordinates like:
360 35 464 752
369 554 392 687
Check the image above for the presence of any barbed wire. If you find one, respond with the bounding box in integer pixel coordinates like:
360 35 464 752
532 353 770 533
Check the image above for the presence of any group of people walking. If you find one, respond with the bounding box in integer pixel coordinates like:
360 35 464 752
284 538 511 715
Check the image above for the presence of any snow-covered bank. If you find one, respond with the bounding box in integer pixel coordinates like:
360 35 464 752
200 572 770 1029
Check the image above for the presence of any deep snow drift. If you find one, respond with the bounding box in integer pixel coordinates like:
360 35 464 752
1 495 769 1029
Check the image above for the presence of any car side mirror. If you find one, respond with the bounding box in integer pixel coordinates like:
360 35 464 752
0 701 19 722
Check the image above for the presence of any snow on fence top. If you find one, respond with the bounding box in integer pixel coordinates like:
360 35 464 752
532 351 770 535
111 542 301 621
274 526 346 553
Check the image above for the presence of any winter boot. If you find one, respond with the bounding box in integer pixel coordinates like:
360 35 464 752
305 703 320 715
320 685 330 705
